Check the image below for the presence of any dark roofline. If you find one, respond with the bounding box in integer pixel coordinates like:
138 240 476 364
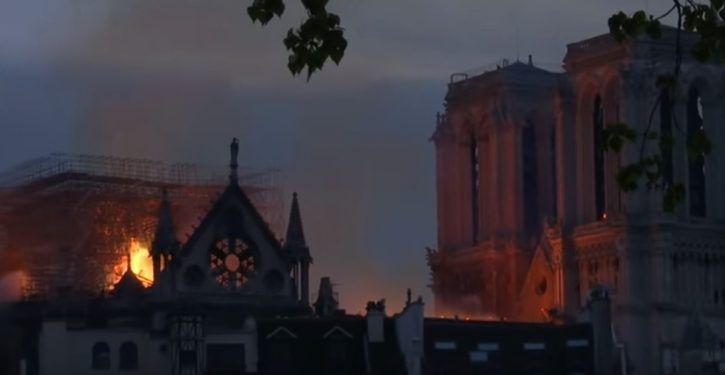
181 182 283 256
424 317 591 329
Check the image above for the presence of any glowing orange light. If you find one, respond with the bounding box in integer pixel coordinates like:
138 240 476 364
129 239 154 286
603 212 608 220
110 239 154 289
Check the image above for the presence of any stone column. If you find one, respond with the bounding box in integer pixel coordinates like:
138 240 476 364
702 96 720 219
591 287 614 375
301 261 310 305
478 132 489 241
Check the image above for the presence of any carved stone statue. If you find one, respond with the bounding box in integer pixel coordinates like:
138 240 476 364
229 137 239 183
230 137 239 168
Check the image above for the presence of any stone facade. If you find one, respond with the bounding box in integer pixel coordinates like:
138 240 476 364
429 28 725 374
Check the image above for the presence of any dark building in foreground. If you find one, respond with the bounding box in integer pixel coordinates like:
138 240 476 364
3 141 602 375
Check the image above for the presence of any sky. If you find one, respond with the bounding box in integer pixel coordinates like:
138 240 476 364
0 0 672 313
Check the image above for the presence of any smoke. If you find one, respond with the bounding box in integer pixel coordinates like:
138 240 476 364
0 0 674 314
0 271 26 302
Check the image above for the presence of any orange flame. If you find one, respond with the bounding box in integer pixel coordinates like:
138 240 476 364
110 239 154 289
129 239 154 287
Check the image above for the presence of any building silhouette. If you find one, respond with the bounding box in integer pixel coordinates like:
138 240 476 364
428 28 725 374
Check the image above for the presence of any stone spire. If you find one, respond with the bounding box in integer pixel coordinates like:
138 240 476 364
151 189 179 257
151 189 179 283
284 192 308 257
229 137 239 185
314 277 339 317
284 192 312 306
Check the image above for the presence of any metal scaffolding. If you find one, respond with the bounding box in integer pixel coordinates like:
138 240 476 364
0 153 284 299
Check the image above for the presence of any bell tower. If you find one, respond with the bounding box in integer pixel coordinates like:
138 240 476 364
428 61 561 318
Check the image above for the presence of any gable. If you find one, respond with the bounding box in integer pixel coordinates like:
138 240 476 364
183 184 282 255
516 244 557 322
323 326 354 339
266 326 297 340
165 183 294 299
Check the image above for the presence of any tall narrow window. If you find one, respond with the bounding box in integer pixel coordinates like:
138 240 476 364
470 135 480 245
687 87 706 217
119 341 138 370
593 95 606 220
92 342 111 369
522 124 539 238
660 89 674 187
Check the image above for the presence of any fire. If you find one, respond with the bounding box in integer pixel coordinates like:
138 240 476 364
111 239 154 289
129 239 154 286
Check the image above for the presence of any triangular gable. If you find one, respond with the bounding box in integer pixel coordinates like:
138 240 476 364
519 244 555 300
181 183 282 256
266 326 298 339
323 326 354 339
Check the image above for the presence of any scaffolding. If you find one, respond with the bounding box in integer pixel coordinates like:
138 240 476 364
0 153 284 299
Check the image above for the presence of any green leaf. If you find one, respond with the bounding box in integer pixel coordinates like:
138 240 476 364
283 10 347 79
270 0 285 17
688 128 712 157
646 19 662 39
608 12 628 42
302 0 328 13
656 74 675 89
659 134 675 152
602 123 638 152
663 184 686 213
247 6 259 22
692 41 712 62
617 164 643 192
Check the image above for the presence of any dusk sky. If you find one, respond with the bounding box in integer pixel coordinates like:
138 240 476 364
0 0 671 313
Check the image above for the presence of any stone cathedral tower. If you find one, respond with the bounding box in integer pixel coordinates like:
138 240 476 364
429 58 561 319
429 28 725 375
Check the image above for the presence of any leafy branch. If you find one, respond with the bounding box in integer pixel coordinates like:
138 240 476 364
247 0 347 79
606 1 718 212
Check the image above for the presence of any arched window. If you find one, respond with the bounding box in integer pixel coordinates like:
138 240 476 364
593 95 606 221
687 87 706 217
119 341 138 370
469 133 480 245
91 342 111 369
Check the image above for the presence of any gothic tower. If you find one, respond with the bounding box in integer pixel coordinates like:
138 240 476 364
430 28 725 374
428 60 561 318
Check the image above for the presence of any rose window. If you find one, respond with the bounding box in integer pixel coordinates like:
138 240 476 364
210 237 256 290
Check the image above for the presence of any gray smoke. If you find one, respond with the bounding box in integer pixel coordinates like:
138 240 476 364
0 0 672 313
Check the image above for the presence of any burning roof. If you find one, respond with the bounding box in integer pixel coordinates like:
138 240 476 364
0 153 282 300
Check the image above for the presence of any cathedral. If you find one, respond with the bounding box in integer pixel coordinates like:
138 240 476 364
427 27 725 374
2 140 599 375
7 139 415 375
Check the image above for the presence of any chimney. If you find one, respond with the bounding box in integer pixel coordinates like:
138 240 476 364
395 297 425 375
366 301 385 343
590 286 614 375
528 54 533 66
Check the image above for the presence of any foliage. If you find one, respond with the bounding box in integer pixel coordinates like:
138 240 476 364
247 0 347 79
607 1 720 212
244 1 719 209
